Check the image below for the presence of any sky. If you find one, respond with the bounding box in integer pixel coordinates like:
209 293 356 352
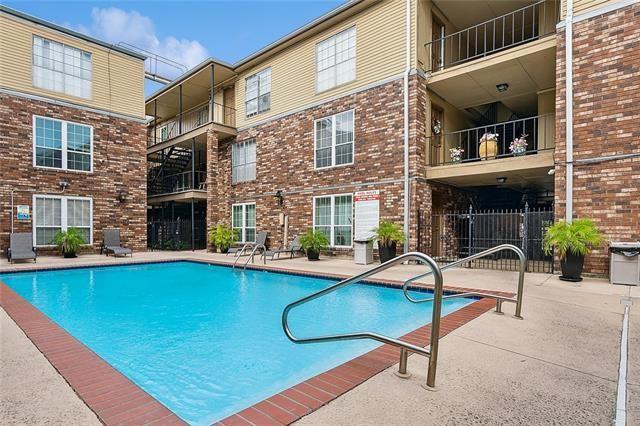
5 0 345 93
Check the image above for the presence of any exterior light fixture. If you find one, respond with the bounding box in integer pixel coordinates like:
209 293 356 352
496 83 509 92
548 168 556 176
274 190 284 206
117 190 128 202
496 176 507 184
58 180 70 190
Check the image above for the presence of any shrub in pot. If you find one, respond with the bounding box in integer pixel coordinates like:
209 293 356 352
543 218 604 282
299 229 329 261
208 224 237 253
373 221 405 263
52 228 85 258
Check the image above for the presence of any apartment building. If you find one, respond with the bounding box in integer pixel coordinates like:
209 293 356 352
0 6 148 253
146 0 639 274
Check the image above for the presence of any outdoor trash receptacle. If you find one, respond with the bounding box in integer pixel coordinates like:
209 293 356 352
354 234 375 265
609 242 640 286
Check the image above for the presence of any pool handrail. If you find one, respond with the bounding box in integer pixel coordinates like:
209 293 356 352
402 244 526 319
242 243 266 269
282 252 444 388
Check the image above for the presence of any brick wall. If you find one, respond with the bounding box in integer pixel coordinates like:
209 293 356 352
555 3 640 274
207 78 415 252
0 93 147 254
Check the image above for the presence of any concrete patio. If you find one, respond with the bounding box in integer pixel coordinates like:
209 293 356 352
1 251 637 425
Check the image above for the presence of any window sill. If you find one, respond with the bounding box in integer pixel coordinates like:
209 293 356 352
33 165 93 174
314 162 355 172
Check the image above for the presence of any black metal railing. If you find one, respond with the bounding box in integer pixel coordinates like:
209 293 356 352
147 218 207 250
419 205 554 273
148 101 236 147
425 0 560 72
148 170 206 196
430 114 555 166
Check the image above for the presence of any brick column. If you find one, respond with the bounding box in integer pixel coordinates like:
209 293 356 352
206 129 218 251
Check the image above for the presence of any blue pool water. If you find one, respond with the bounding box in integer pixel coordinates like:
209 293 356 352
1 262 473 424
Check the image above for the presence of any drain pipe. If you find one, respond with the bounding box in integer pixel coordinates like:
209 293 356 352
565 0 574 223
402 0 411 252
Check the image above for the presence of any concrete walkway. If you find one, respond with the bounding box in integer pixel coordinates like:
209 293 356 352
1 252 637 424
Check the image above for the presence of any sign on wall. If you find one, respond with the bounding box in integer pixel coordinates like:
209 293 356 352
354 190 380 241
16 205 30 221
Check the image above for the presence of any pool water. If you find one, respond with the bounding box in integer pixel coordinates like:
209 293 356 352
1 261 473 424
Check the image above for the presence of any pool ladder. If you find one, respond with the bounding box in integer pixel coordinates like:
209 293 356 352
232 243 267 269
282 244 525 388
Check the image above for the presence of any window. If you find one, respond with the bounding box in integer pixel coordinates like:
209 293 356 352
245 68 271 117
32 36 92 99
314 110 354 169
316 27 356 92
313 194 353 247
232 203 256 243
232 139 256 183
33 116 93 172
33 195 92 246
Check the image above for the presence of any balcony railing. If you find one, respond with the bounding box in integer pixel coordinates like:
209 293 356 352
148 170 207 196
429 114 555 166
425 0 560 73
148 101 236 147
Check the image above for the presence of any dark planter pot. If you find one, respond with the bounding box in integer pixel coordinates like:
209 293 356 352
379 242 397 264
63 251 77 258
560 252 584 282
306 248 320 261
220 246 230 254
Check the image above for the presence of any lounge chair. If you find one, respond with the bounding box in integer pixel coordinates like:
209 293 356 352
103 229 133 257
7 233 37 263
227 232 268 257
263 235 302 260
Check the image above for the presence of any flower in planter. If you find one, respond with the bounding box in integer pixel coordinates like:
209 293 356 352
509 134 528 156
479 132 499 143
449 147 464 163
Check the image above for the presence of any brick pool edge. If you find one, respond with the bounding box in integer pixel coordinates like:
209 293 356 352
1 260 509 425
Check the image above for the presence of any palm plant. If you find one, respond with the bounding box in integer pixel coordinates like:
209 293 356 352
52 228 86 258
299 229 329 260
373 221 405 263
208 224 238 253
542 219 604 259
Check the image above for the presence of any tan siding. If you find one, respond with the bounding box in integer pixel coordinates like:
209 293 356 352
235 0 407 128
562 0 620 17
0 14 145 119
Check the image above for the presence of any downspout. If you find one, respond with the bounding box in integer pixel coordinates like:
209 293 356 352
565 0 574 222
403 0 411 252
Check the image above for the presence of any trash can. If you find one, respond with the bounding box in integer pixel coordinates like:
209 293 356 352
609 242 640 286
354 234 375 265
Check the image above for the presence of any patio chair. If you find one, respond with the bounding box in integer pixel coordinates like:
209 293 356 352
7 233 37 263
263 235 302 261
102 229 133 257
227 232 268 257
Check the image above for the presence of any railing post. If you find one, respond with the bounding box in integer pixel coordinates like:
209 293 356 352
178 84 183 134
210 63 215 123
523 202 529 272
425 264 444 389
467 204 473 266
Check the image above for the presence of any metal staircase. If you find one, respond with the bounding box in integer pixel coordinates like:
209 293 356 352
148 147 193 195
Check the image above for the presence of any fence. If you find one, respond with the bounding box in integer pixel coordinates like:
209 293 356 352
419 205 554 273
147 218 207 251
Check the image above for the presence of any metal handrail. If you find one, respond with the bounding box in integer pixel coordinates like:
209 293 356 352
232 243 253 268
242 244 266 269
402 244 525 319
282 252 444 388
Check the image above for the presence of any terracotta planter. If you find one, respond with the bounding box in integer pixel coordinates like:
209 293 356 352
559 252 584 282
379 242 397 263
479 139 498 160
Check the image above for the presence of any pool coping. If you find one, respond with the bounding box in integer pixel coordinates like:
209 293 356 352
0 258 514 425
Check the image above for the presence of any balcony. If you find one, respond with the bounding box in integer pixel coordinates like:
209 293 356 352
148 101 235 148
425 0 559 73
148 170 207 197
429 114 554 167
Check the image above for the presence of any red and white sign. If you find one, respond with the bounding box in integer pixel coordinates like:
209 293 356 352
355 190 380 203
355 190 380 242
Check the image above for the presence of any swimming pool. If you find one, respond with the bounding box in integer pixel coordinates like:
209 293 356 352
1 261 474 424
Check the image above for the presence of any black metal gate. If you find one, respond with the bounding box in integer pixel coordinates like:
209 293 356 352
147 218 207 251
421 204 554 273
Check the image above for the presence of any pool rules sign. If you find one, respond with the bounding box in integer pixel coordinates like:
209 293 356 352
354 190 380 239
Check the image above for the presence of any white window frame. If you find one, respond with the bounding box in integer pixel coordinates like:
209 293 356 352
232 139 257 184
245 67 271 117
32 35 93 99
313 109 355 170
231 202 256 243
32 115 93 173
315 26 356 93
32 194 93 247
312 193 353 248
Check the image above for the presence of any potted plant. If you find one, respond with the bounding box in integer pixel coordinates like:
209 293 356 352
509 134 528 156
208 224 237 254
479 132 499 160
52 228 86 258
299 229 329 261
373 221 405 263
449 147 464 163
543 219 604 282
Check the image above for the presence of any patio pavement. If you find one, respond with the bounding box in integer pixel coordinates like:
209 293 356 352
1 251 637 424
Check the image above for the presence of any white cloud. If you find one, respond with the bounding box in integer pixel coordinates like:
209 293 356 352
67 7 209 79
